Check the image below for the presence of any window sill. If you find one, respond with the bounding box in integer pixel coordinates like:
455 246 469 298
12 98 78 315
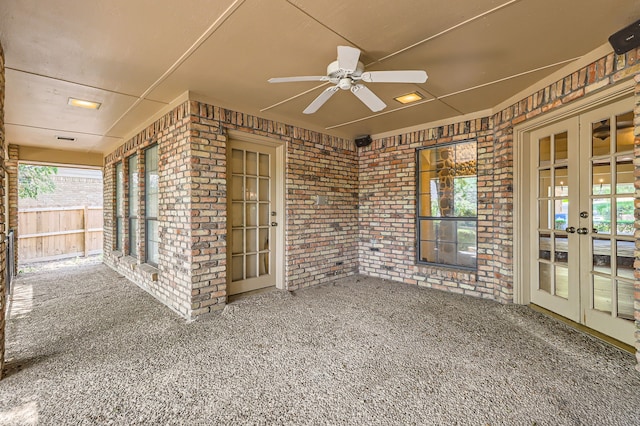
111 250 124 259
139 263 159 282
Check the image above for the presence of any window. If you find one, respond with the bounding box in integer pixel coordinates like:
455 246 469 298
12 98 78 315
115 162 124 251
128 154 139 257
145 145 159 266
417 140 477 269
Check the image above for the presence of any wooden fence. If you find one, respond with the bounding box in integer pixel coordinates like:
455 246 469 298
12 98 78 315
18 206 103 263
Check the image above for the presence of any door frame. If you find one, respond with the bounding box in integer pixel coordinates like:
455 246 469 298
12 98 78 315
226 130 286 291
513 80 634 305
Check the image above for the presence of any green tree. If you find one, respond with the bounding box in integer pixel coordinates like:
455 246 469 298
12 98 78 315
18 164 58 199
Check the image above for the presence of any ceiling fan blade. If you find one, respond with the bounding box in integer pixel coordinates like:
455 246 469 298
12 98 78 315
351 84 386 112
268 76 329 83
360 70 428 83
303 86 339 114
337 46 361 73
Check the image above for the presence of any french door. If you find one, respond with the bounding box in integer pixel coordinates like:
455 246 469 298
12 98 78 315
227 140 278 296
531 97 635 345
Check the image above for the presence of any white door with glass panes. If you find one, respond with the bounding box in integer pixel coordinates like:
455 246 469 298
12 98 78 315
227 140 278 296
531 97 635 345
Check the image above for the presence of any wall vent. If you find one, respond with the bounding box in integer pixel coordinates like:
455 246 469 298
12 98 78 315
56 136 77 142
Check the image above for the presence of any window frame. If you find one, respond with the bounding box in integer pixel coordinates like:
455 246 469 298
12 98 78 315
128 154 139 257
114 162 124 251
415 140 478 270
144 144 159 267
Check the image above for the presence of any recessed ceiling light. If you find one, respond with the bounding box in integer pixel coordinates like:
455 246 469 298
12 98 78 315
68 97 101 110
56 135 77 142
394 92 424 104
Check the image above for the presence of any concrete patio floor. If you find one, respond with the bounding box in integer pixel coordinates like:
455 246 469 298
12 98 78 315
1 262 639 425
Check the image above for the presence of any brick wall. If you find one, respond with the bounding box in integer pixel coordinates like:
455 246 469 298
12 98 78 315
0 40 6 379
104 100 358 319
105 103 194 318
359 119 494 299
19 171 103 209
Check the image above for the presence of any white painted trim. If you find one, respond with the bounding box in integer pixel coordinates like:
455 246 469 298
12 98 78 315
512 80 635 306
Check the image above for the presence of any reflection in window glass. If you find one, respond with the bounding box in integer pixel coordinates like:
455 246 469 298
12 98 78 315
615 111 634 153
115 163 124 251
617 280 634 320
592 238 611 275
145 145 159 265
592 162 611 195
616 197 633 236
128 155 139 257
593 275 612 314
539 136 551 166
417 141 477 269
592 118 610 156
616 240 634 279
616 159 633 194
554 132 568 161
592 199 611 235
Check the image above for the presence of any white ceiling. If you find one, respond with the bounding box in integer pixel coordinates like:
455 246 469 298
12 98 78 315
1 0 638 158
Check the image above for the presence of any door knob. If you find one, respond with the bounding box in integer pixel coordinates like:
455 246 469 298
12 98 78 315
576 227 589 234
565 226 576 233
271 222 278 227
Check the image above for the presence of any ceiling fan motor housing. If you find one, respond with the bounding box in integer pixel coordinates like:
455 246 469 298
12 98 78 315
327 60 364 83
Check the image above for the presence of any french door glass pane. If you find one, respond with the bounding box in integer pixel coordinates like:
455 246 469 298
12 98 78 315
232 256 243 281
616 197 633 236
616 240 634 279
615 111 634 153
231 203 243 227
539 169 551 197
592 238 611 274
246 254 257 278
259 153 270 177
617 280 634 320
592 162 611 195
615 159 633 194
539 201 551 229
593 275 612 314
539 136 551 166
554 166 568 197
232 230 243 255
555 266 568 299
231 176 244 201
231 149 243 174
592 119 610 156
246 229 257 253
539 263 552 293
592 199 611 234
554 235 568 263
246 152 257 176
539 233 551 260
554 132 568 161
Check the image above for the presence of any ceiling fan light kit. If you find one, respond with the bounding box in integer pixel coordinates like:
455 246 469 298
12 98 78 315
268 46 427 114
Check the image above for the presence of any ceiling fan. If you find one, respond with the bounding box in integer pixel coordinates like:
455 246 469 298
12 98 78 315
268 46 428 114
